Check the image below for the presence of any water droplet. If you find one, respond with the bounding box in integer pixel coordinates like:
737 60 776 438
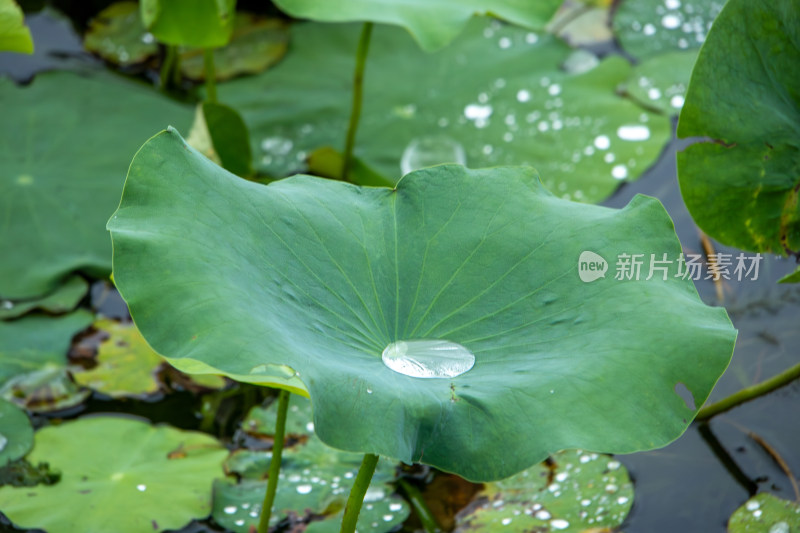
1 301 12 309
297 484 312 494
525 32 539 44
754 509 763 518
665 0 681 8
581 499 591 507
261 137 293 155
551 519 569 530
535 510 551 520
502 518 512 525
607 460 621 470
503 132 514 142
670 95 685 108
482 145 493 155
617 496 630 505
605 483 619 493
594 135 610 150
136 484 146 492
555 472 568 482
464 104 493 121
617 125 651 141
234 519 245 526
746 500 761 511
305 422 314 431
562 50 599 74
381 340 475 379
0 434 7 452
648 88 662 100
604 153 615 163
769 522 790 533
579 454 591 463
498 37 512 49
494 78 507 89
141 32 155 44
662 14 681 29
364 487 386 501
223 505 237 514
344 471 354 479
643 23 656 35
389 503 403 512
382 514 394 522
548 84 562 96
400 136 467 175
366 387 373 394
516 90 531 103
612 165 629 180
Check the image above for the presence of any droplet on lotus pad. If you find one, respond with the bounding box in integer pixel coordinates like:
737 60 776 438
400 136 466 175
381 339 475 378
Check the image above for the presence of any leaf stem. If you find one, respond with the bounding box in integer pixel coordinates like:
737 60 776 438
696 362 800 421
342 22 373 181
398 478 443 533
339 453 379 533
204 48 217 104
257 390 290 533
160 44 178 90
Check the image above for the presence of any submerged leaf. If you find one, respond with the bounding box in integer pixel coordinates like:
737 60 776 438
108 129 735 481
0 417 227 533
728 493 800 532
0 399 33 465
83 1 157 65
0 276 88 320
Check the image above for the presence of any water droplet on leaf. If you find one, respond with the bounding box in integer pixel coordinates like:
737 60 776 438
381 340 475 379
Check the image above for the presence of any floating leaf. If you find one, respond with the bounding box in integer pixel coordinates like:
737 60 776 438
455 450 633 532
141 0 236 48
728 493 800 532
273 0 561 52
203 102 253 177
215 396 408 532
677 0 800 257
623 50 697 115
242 391 315 438
0 0 33 53
83 1 157 65
0 71 192 299
72 319 163 398
0 417 227 533
180 13 288 81
0 276 88 320
221 19 670 203
108 129 736 481
0 398 33 465
0 311 92 385
612 0 725 60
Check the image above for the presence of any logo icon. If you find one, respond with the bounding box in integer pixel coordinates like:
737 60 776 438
578 251 608 283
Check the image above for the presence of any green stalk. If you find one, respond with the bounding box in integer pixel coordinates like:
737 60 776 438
203 48 217 104
257 390 290 533
160 45 178 90
398 478 443 533
696 362 800 421
339 453 379 533
341 22 373 181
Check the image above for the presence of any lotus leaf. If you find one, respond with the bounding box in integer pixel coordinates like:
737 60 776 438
84 1 157 65
272 0 561 51
0 416 228 533
677 0 800 262
220 19 671 203
0 0 32 53
140 0 236 48
613 0 725 60
0 398 33 465
0 275 88 320
108 129 735 481
728 493 800 532
0 71 192 299
454 450 633 532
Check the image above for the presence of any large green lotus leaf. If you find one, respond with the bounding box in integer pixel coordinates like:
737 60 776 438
72 318 164 398
0 416 227 533
454 450 633 532
728 493 800 532
140 0 236 48
0 0 33 53
84 1 158 65
0 311 92 385
215 396 408 532
0 275 88 320
612 0 725 60
108 128 735 481
272 0 561 52
676 0 800 256
220 19 670 203
0 398 33 465
0 71 192 299
622 50 697 116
